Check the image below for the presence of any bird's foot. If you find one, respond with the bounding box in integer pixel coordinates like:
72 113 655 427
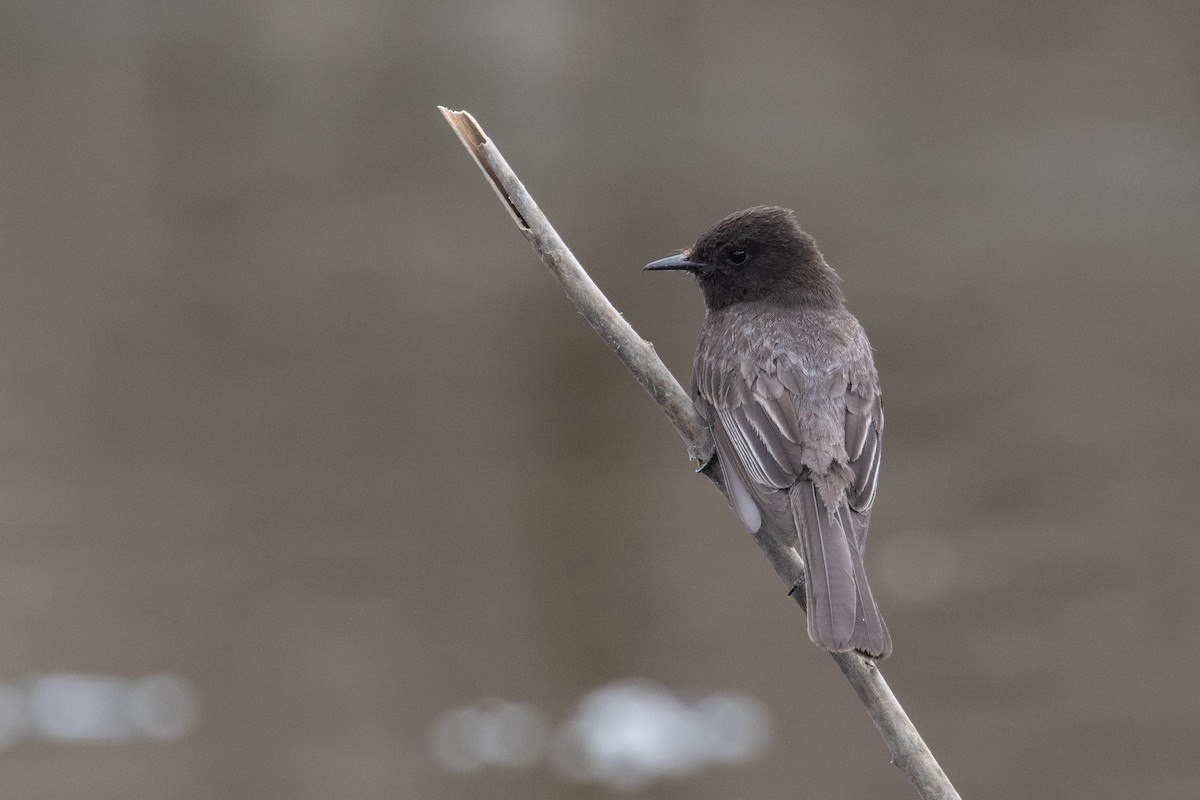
787 578 807 612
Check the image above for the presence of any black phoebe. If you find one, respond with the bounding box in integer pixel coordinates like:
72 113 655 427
645 207 891 659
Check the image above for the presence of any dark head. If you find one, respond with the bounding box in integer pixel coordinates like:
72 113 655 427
644 206 844 312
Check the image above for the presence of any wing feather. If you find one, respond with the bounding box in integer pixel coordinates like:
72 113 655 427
845 390 883 513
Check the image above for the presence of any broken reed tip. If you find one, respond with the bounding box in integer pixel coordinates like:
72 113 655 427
438 106 488 150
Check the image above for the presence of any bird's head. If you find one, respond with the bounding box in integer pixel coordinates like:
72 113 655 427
644 206 844 312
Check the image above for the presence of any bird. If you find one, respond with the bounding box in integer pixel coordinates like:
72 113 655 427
644 206 891 659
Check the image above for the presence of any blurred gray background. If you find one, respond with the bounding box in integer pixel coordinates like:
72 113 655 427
2 1 1198 798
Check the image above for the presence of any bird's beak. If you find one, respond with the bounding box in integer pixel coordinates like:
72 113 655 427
643 253 703 272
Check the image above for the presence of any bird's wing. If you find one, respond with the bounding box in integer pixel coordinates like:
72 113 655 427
695 353 883 504
692 356 804 535
842 388 883 552
695 354 890 658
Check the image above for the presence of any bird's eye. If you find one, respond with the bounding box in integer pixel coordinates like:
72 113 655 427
727 249 748 265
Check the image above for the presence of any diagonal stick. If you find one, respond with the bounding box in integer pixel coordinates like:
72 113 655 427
439 106 962 800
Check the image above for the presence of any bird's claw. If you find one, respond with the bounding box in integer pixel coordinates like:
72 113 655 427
787 578 807 612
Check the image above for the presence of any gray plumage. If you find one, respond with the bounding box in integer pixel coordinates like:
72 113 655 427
645 206 892 659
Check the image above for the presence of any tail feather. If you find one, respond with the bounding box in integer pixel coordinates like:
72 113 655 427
792 481 857 650
792 480 892 659
839 504 892 659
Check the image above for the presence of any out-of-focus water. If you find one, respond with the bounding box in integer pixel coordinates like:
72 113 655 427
2 2 1198 798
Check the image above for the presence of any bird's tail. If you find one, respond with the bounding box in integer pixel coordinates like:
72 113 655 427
791 480 892 659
